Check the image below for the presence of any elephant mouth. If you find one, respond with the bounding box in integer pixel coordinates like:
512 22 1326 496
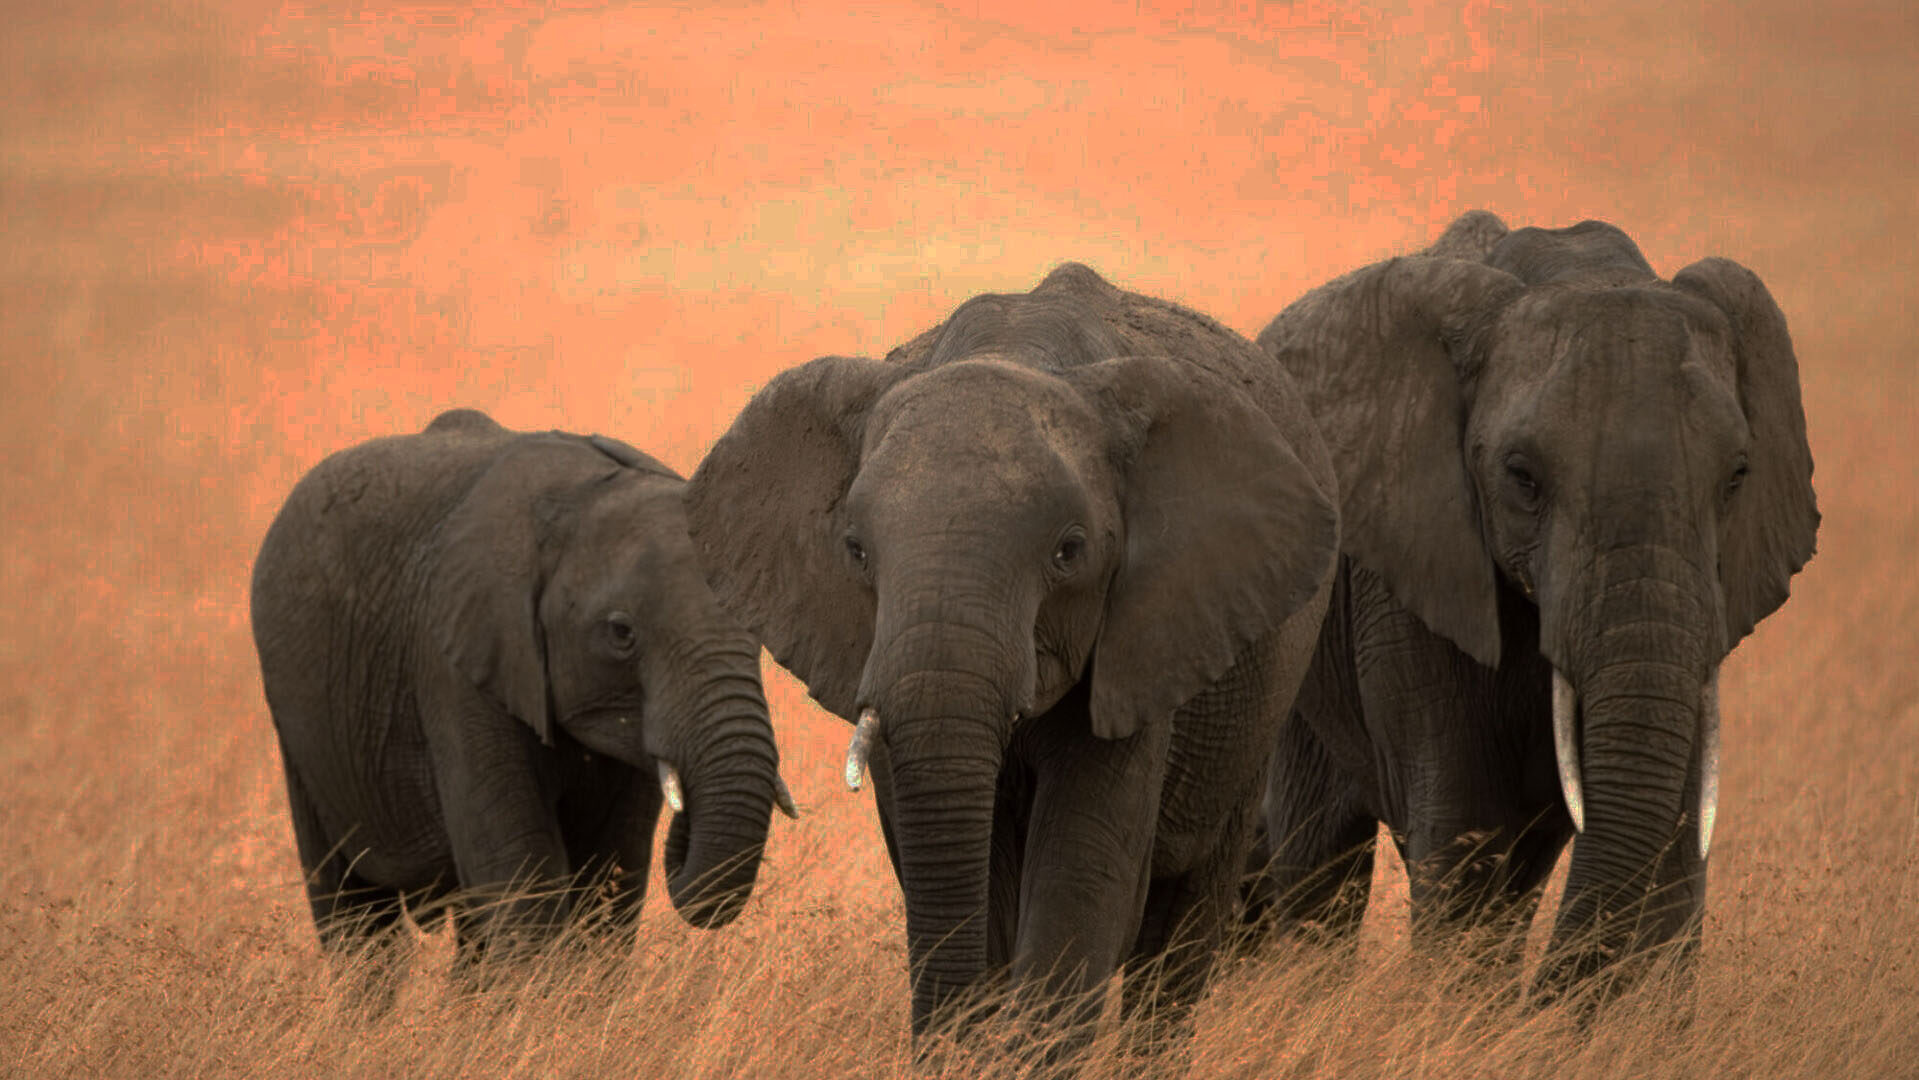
1549 666 1722 859
654 756 797 820
842 705 1026 792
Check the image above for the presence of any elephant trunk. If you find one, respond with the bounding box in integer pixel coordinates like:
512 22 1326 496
1542 546 1717 993
658 641 783 929
888 698 1006 1032
860 558 1032 1035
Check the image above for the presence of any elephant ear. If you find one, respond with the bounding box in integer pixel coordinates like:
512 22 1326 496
584 432 679 479
1066 355 1339 740
426 442 573 745
1672 257 1820 645
1257 256 1525 667
684 356 906 720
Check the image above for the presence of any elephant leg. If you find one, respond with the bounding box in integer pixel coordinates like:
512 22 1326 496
987 756 1035 974
1405 814 1567 982
1010 711 1169 1053
1534 732 1708 1010
558 764 661 953
864 740 907 889
1248 713 1378 953
281 752 410 1013
1119 801 1254 1050
427 721 573 974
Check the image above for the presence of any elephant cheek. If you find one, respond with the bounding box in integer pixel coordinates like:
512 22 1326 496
566 714 651 768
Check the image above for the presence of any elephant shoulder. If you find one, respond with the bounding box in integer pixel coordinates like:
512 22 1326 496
1111 288 1248 366
1105 288 1337 493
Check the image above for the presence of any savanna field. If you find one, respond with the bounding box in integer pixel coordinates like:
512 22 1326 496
3 1 1915 1076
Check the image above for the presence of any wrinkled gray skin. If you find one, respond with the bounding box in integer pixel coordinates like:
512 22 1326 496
686 264 1339 1054
252 409 787 997
1245 212 1818 1003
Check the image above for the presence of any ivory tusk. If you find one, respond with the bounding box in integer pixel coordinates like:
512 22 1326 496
1699 668 1721 860
658 761 684 813
845 709 880 791
1552 669 1585 834
773 774 800 819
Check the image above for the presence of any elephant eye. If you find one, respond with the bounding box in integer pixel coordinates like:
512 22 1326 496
844 535 868 569
1505 460 1540 504
1726 458 1750 497
604 612 638 656
1051 531 1085 573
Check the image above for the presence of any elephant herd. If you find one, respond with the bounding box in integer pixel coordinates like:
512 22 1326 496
249 211 1818 1060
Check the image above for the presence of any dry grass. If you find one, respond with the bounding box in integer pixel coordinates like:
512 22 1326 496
4 1 1916 1076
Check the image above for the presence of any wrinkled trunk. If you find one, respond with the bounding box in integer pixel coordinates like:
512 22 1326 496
1541 542 1716 996
658 645 782 928
860 556 1031 1035
889 697 1006 1031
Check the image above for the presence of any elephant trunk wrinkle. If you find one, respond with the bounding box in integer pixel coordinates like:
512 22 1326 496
660 700 781 930
862 556 1038 724
1550 635 1710 970
1540 548 1724 978
854 561 1032 1033
875 686 1012 1034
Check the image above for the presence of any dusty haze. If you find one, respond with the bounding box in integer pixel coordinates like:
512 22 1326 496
3 1 1914 1076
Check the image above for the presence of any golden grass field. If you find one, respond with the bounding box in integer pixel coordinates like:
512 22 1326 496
3 1 1915 1076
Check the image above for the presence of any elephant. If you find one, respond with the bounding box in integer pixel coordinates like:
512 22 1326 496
250 408 796 1001
1243 211 1818 1003
683 263 1341 1054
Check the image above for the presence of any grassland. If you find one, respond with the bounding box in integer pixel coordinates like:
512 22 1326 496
4 1 1915 1076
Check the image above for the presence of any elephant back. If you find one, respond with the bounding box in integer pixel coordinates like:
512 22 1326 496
1486 220 1657 287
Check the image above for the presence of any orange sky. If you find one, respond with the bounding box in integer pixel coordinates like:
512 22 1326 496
2 0 1913 780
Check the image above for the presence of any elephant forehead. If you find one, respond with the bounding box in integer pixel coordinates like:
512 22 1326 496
847 364 1113 534
1493 288 1727 386
865 358 1108 466
1482 290 1747 472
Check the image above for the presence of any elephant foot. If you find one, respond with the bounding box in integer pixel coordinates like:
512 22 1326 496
1530 932 1703 1034
336 961 406 1023
323 929 414 1024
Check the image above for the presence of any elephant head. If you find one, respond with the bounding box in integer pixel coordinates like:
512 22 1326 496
427 427 792 927
686 266 1337 1030
1260 215 1818 992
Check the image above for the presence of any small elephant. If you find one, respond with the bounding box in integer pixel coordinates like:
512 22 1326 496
685 264 1340 1051
251 408 795 996
1245 212 1818 1001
